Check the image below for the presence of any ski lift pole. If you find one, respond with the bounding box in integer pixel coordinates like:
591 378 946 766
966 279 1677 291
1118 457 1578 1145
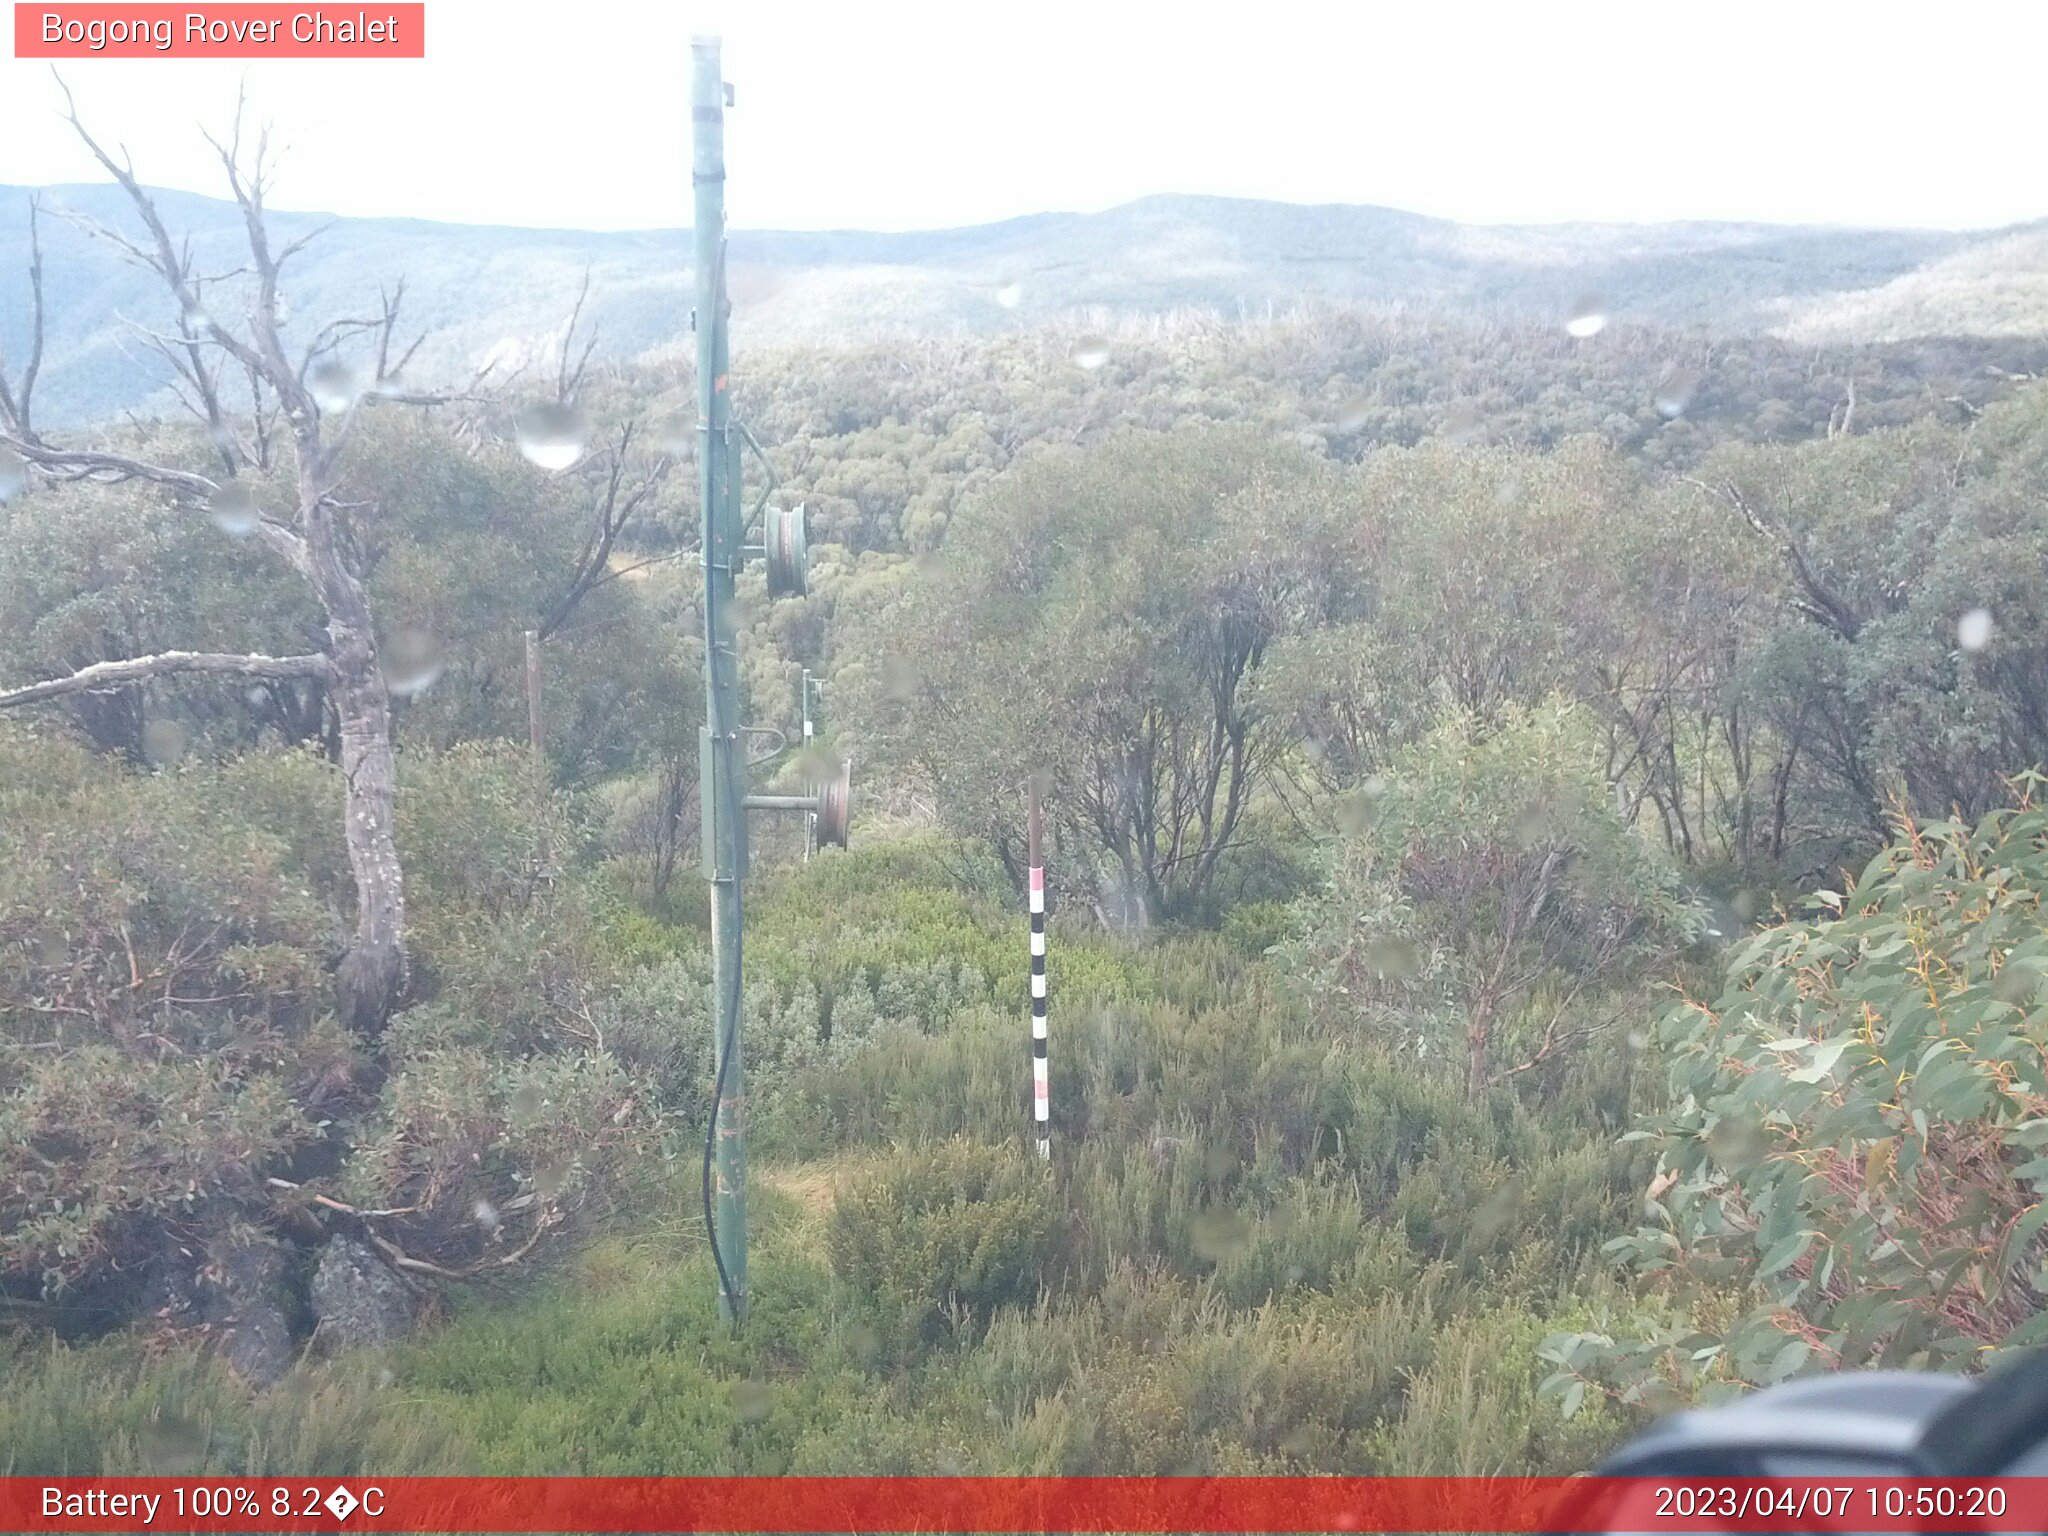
694 33 747 1327
688 37 842 1327
1029 780 1050 1159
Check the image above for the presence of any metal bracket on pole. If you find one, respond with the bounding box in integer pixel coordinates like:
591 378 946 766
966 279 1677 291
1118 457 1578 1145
737 420 778 540
743 755 851 849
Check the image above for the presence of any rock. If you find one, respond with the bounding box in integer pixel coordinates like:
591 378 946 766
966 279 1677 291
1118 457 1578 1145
138 1229 300 1387
203 1235 299 1388
309 1236 418 1352
142 1248 206 1328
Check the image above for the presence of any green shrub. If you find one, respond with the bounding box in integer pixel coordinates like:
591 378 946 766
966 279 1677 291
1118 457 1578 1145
0 726 347 1293
828 1140 1061 1337
1558 788 2048 1411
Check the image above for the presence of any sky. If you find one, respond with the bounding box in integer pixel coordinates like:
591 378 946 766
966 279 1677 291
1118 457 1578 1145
1 0 2044 234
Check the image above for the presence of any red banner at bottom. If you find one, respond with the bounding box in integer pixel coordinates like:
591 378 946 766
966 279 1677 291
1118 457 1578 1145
6 1475 2046 1532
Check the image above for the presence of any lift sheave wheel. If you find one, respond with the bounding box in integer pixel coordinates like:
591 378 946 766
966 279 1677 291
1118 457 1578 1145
764 503 808 597
813 756 851 849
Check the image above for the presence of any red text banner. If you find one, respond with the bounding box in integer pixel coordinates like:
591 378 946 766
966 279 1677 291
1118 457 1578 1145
14 4 425 57
6 1476 2048 1532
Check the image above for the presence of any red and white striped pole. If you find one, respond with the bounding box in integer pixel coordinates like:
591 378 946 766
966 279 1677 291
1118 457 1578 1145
1028 779 1050 1159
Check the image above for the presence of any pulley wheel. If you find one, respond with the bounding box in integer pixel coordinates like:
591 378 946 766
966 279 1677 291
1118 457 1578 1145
765 503 808 597
813 756 851 849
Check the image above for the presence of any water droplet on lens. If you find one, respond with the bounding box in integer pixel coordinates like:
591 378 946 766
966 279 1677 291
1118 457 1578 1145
727 584 757 633
1513 794 1558 848
1335 788 1378 837
1654 368 1700 419
533 1161 570 1199
1441 401 1484 445
515 402 589 470
136 1414 209 1475
35 924 70 967
142 718 188 766
1565 295 1607 339
1993 963 2043 1007
1188 1205 1252 1263
384 628 445 696
1959 607 1994 651
208 482 260 538
308 359 361 414
180 297 209 331
1364 935 1419 980
1334 395 1372 433
995 280 1022 310
654 408 695 458
1070 336 1110 371
473 1199 501 1231
0 450 26 504
883 654 921 701
788 740 834 786
731 1380 774 1421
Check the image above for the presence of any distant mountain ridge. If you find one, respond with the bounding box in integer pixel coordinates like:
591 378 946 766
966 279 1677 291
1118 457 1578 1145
1 183 2041 425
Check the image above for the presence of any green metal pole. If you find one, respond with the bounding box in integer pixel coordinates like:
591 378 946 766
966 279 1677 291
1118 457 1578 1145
693 33 747 1325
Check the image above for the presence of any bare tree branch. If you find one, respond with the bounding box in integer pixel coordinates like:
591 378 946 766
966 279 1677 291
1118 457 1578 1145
0 650 333 710
1681 474 1862 642
554 269 597 405
0 195 46 437
52 74 275 389
537 422 669 640
374 280 426 387
0 432 218 497
0 431 311 573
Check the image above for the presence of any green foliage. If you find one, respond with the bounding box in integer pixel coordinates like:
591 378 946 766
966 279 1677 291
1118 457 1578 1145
860 426 1350 923
828 1140 1061 1338
14 208 2048 1482
0 1333 472 1475
1562 786 2048 1409
0 723 347 1293
0 724 670 1296
1282 703 1701 1094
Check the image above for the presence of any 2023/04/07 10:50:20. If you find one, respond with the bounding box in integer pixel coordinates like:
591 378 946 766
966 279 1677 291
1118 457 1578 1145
1649 1482 2011 1522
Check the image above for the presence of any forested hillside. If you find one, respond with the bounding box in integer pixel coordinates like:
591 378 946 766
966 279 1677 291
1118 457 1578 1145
5 151 2048 1479
6 178 2047 424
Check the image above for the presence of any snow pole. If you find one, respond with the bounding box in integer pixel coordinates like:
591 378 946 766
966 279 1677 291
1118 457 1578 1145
1029 779 1049 1159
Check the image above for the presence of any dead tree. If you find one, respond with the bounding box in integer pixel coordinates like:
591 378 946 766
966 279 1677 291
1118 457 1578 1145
0 91 428 1032
1 94 681 1032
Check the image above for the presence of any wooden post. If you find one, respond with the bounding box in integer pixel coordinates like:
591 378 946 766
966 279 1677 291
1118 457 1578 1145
525 627 547 872
524 628 544 759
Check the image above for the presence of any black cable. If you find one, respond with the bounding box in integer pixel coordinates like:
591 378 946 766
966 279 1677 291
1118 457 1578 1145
702 879 743 1318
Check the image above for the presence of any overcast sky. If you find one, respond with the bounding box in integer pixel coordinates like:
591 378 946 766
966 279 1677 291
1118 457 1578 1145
2 0 2043 233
